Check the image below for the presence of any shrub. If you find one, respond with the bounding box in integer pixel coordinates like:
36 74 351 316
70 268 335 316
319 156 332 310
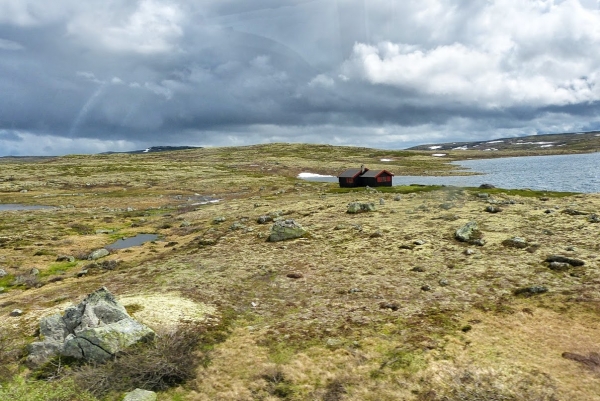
72 323 205 397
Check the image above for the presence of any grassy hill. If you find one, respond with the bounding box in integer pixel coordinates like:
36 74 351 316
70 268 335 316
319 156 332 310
1 144 599 400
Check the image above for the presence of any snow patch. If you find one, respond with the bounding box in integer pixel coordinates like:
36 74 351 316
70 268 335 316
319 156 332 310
380 159 392 162
453 146 468 150
191 199 221 206
486 140 504 144
512 141 555 145
539 144 554 148
428 145 442 150
432 153 447 157
298 172 335 178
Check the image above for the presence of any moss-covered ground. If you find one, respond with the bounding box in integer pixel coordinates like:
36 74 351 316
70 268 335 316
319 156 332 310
1 143 600 400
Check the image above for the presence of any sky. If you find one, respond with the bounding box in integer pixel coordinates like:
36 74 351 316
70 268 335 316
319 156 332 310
1 0 600 156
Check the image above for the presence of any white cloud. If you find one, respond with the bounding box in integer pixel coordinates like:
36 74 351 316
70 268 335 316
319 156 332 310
67 0 184 54
342 0 600 108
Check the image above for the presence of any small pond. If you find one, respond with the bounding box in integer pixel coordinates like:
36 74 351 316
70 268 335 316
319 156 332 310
105 234 160 250
0 204 55 211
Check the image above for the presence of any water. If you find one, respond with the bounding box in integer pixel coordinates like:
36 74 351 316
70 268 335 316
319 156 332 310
0 204 55 211
105 234 159 250
301 152 600 193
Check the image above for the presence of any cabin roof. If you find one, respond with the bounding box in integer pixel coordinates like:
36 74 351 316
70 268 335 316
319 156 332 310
360 169 394 178
338 168 365 178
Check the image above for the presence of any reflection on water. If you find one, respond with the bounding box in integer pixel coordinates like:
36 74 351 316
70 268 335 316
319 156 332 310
105 234 159 250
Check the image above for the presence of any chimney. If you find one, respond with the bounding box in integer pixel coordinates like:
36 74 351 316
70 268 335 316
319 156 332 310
360 164 365 174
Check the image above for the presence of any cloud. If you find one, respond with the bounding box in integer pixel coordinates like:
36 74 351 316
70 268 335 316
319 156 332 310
0 38 23 50
1 0 600 156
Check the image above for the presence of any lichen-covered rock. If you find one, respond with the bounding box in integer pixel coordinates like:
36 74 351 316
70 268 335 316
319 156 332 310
123 389 157 401
268 219 307 242
88 248 109 260
455 221 484 245
545 255 585 267
27 287 154 367
347 202 376 214
502 237 528 249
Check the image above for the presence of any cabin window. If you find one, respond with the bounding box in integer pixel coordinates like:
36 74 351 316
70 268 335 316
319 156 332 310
346 178 353 184
377 176 390 183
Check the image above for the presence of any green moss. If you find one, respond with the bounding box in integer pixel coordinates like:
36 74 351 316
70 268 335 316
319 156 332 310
0 377 98 401
40 262 78 278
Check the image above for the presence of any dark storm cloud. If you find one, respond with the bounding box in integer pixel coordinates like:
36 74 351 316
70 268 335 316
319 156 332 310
1 0 600 155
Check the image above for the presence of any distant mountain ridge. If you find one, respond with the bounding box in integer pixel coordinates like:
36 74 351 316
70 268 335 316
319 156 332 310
406 131 600 152
101 146 201 154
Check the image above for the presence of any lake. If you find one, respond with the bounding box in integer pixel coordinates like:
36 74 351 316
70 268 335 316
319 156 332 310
0 204 55 211
301 152 600 193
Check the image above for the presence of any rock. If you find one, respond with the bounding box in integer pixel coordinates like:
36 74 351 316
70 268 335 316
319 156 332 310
9 309 23 317
421 285 432 292
76 270 88 277
589 214 600 223
379 198 385 205
95 229 112 234
479 184 495 189
413 240 426 246
27 287 154 367
477 193 489 199
0 287 5 293
549 262 571 272
563 208 588 216
399 244 415 250
464 249 475 255
286 272 304 279
88 248 110 260
545 255 585 267
257 215 273 224
514 286 548 296
0 268 7 278
347 202 376 214
229 222 246 231
30 268 40 276
268 220 307 242
379 302 399 311
180 220 191 227
370 230 383 238
455 221 484 245
411 266 425 272
123 389 157 401
56 255 75 263
393 195 402 201
213 216 226 224
485 206 502 213
502 237 528 249
439 279 449 287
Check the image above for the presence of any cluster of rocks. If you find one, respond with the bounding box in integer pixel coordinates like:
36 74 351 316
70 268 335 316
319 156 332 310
27 287 154 367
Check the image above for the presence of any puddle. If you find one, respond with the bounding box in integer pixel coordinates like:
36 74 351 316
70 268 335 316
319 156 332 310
0 204 55 211
105 234 159 250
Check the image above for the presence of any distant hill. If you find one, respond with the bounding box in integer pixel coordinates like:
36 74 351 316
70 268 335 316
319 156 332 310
407 131 600 153
101 146 201 155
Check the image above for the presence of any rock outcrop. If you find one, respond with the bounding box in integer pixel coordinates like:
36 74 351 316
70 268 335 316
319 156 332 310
347 202 376 214
455 221 485 246
27 287 154 367
123 389 157 401
268 219 307 242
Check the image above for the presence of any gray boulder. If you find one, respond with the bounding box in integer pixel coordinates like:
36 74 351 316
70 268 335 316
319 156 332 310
347 202 376 214
27 287 154 367
123 389 157 401
88 248 110 260
502 237 528 249
268 220 307 242
0 268 7 278
455 221 485 245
